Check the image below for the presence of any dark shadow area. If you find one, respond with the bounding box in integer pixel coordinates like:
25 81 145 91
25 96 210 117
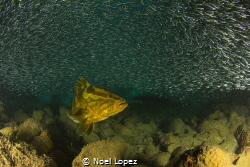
0 88 46 114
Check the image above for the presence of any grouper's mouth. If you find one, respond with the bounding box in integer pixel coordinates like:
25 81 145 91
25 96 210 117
118 100 128 108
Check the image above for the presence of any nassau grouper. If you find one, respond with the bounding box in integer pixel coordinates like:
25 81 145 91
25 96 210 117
67 77 128 135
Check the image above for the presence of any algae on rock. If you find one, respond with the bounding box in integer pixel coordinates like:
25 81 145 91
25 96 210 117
0 134 57 167
16 118 54 154
72 140 127 167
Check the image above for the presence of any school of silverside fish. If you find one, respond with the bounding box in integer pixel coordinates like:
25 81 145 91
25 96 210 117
1 0 250 104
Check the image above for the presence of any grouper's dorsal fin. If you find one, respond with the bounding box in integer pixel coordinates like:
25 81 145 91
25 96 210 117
75 77 91 94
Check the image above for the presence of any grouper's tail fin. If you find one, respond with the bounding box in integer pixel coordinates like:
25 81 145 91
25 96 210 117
75 77 91 94
78 122 94 136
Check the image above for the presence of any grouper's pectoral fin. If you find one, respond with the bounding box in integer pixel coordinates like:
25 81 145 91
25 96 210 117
86 122 94 135
78 122 95 136
67 108 88 123
67 112 81 123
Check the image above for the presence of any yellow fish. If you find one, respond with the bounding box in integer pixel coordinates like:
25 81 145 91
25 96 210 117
67 77 128 136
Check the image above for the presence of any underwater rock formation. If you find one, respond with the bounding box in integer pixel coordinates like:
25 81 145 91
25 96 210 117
0 125 18 139
72 140 127 167
0 134 57 166
0 0 249 106
170 145 250 167
235 124 250 152
16 118 54 154
0 111 73 166
1 101 250 166
12 110 30 124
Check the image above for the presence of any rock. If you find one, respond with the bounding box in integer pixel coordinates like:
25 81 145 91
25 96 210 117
113 124 133 136
12 110 30 123
123 114 144 131
191 136 203 147
235 146 250 166
123 144 140 161
170 146 250 167
0 112 9 123
82 132 100 144
188 116 198 129
43 107 54 118
199 118 228 136
59 106 71 123
159 133 180 147
72 140 127 167
234 124 250 153
45 118 56 125
246 117 250 128
0 134 57 166
123 114 141 124
59 106 77 130
144 144 159 158
171 146 191 157
16 118 54 154
209 110 225 120
0 126 18 139
179 135 195 147
31 131 54 154
110 135 126 143
153 152 171 167
16 118 42 142
142 136 153 143
149 120 157 132
4 122 17 128
58 106 78 139
232 105 249 116
167 143 181 153
43 108 56 125
123 120 135 130
101 126 116 138
32 110 45 122
170 118 195 136
195 130 224 146
96 118 114 132
219 134 238 153
135 122 154 134
170 118 186 134
228 112 246 134
198 118 229 145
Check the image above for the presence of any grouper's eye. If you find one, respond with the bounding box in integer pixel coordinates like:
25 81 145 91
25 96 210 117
108 94 113 98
